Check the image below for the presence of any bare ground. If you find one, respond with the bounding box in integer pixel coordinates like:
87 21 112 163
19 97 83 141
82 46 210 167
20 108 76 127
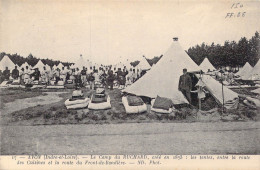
1 122 259 155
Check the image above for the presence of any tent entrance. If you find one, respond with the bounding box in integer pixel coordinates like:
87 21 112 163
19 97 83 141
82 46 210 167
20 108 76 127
188 72 221 110
188 72 199 106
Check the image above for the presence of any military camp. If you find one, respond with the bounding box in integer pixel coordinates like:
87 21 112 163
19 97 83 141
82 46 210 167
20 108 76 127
1 36 259 124
0 0 259 158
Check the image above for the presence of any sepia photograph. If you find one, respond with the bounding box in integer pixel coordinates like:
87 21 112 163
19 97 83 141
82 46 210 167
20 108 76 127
0 0 259 158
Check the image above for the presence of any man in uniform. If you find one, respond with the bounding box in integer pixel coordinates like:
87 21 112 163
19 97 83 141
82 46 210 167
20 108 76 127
60 67 67 84
3 67 10 80
11 66 19 80
81 66 87 85
178 68 192 103
41 66 49 84
106 68 115 90
24 66 31 84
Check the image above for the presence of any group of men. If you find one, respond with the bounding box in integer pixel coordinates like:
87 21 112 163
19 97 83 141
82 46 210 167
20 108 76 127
0 65 145 89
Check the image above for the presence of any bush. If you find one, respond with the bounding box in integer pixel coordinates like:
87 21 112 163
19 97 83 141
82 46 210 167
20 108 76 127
44 112 53 119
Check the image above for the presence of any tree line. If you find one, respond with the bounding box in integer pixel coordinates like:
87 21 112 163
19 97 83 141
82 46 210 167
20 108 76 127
131 31 259 69
187 31 260 68
1 31 259 69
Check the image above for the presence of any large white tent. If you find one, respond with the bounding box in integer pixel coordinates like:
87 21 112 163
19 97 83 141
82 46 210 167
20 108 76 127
124 39 200 104
0 55 16 71
123 38 238 106
249 60 260 80
135 56 151 71
236 62 253 80
199 57 215 72
74 55 92 70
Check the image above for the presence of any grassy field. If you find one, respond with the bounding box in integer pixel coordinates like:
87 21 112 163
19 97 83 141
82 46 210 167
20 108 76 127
0 88 47 109
0 86 259 126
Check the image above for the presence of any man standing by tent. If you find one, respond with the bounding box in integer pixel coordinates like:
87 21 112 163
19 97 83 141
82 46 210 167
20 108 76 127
60 67 67 84
54 68 60 84
11 66 19 80
20 68 25 84
106 68 115 90
24 66 31 84
41 66 49 84
178 68 192 103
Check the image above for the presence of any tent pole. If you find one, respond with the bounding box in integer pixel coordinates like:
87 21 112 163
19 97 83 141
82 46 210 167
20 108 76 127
199 71 202 111
221 72 225 114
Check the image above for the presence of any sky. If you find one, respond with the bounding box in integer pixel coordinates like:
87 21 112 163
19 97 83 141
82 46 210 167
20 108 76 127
0 0 259 64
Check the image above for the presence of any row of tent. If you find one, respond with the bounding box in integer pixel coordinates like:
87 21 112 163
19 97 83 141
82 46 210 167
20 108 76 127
235 62 260 80
72 55 151 71
196 54 260 81
0 56 66 72
0 53 152 73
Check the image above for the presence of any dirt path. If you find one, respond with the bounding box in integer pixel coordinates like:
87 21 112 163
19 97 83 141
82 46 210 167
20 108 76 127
1 122 259 155
0 92 66 115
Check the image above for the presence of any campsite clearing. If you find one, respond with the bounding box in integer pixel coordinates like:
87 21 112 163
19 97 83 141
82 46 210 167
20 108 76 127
0 89 47 108
0 87 259 126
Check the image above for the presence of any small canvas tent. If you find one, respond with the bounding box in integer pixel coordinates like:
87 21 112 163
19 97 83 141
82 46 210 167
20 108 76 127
70 64 75 69
236 62 253 79
125 59 133 70
0 55 16 71
74 55 92 70
53 64 57 70
115 62 124 69
85 59 92 70
20 62 31 70
198 74 238 108
249 60 260 80
33 60 45 71
199 57 215 72
45 64 51 71
135 56 151 71
57 63 64 70
123 38 238 107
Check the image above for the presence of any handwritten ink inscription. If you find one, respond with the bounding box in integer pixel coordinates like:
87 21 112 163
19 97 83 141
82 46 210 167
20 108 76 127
225 2 246 18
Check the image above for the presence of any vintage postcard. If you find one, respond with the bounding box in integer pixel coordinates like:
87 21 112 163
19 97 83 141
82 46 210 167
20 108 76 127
0 0 259 169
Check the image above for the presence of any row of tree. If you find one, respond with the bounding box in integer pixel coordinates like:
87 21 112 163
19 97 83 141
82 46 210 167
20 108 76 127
131 31 259 69
187 31 260 68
